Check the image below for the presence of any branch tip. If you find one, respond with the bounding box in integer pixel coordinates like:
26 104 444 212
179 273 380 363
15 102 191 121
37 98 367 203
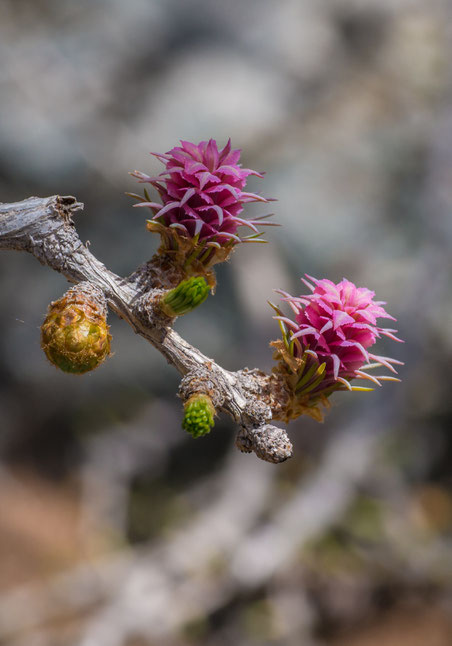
236 424 293 463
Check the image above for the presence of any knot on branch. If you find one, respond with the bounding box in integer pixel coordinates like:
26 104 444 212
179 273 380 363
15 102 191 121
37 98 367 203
179 372 223 409
132 290 173 340
237 367 291 421
236 424 293 464
128 257 189 292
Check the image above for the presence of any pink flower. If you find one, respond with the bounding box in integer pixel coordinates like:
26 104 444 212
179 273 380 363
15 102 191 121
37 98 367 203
131 139 275 246
274 275 403 396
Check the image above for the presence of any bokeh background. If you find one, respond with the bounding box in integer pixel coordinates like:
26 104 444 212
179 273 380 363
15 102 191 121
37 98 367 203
1 0 452 644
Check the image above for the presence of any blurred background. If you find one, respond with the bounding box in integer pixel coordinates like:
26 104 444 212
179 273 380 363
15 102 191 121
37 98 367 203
1 0 452 644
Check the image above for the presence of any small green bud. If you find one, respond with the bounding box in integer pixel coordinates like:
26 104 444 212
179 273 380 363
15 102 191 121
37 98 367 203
41 282 111 374
182 394 215 438
161 277 210 317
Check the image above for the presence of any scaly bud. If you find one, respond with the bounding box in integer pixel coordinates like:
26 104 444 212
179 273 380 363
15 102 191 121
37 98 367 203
41 282 111 374
161 276 210 317
182 394 215 438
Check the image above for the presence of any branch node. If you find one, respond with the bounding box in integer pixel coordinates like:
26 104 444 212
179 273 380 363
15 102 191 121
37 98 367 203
236 424 293 463
179 372 223 409
132 290 173 339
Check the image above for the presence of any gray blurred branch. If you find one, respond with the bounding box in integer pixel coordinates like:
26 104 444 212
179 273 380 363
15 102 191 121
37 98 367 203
0 425 403 646
0 195 292 463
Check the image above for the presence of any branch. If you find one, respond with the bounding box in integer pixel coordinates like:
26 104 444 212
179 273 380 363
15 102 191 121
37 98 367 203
0 426 382 643
0 195 292 463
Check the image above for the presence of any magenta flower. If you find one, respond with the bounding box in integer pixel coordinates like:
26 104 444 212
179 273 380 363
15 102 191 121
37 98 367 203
273 275 403 397
131 139 274 246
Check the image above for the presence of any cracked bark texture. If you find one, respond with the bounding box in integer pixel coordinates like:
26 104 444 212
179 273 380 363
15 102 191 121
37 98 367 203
0 195 293 463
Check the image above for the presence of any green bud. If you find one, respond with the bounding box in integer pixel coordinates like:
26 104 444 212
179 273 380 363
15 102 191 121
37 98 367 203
161 277 210 317
182 394 215 438
41 282 111 374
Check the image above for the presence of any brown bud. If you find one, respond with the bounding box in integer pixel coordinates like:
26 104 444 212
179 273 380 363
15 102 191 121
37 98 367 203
41 282 111 374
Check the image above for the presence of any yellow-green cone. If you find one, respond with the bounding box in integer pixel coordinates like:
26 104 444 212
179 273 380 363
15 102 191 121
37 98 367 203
182 394 215 438
41 282 111 374
161 276 210 317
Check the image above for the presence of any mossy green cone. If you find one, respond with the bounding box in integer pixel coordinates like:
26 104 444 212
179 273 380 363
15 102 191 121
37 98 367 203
182 394 215 438
41 282 111 374
161 277 210 317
